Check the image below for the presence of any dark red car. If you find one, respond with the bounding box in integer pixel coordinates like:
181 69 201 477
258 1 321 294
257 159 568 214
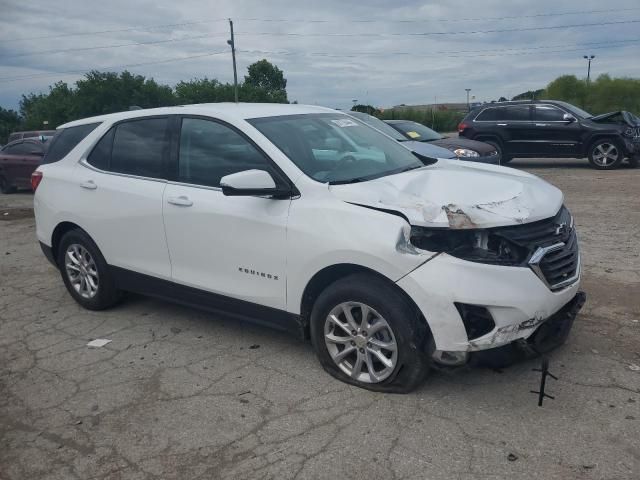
0 138 48 193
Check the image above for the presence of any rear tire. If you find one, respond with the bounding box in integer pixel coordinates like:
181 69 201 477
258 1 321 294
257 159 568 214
0 175 17 194
310 273 430 393
588 138 624 169
481 139 512 164
57 229 122 310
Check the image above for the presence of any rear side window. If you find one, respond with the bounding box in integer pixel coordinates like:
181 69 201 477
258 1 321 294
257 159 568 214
503 106 531 121
87 128 114 170
86 118 169 178
43 123 100 164
111 118 169 178
476 108 498 121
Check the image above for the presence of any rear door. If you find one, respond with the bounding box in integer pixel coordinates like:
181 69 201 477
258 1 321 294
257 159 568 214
531 104 582 156
496 105 535 156
74 117 172 279
162 116 290 310
0 142 26 187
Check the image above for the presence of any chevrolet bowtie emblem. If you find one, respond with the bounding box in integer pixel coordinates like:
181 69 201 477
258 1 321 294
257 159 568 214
555 222 568 236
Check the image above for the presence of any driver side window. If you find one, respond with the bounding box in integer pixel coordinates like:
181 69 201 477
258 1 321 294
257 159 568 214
178 118 272 188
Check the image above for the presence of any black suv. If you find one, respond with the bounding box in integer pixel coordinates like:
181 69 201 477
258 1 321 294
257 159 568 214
458 100 640 169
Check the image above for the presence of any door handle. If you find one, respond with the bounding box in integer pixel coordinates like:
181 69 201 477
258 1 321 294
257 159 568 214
167 195 193 207
497 123 507 126
80 180 97 190
535 123 547 127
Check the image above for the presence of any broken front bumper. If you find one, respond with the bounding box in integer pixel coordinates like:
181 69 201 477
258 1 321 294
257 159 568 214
397 252 582 353
471 291 586 368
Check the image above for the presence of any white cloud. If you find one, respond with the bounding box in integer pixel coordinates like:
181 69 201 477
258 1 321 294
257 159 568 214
0 0 639 111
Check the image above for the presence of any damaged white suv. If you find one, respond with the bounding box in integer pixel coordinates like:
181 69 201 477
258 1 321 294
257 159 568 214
33 104 585 392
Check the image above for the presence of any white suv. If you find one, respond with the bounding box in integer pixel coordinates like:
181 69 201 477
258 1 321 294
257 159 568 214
33 104 585 392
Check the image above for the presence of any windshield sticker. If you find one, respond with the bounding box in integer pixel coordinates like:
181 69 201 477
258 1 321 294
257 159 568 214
331 118 359 127
406 131 421 139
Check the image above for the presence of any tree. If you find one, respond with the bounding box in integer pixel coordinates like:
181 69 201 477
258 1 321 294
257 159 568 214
244 59 288 102
74 70 174 117
351 104 380 115
20 81 76 129
511 89 544 101
498 96 508 102
0 107 21 144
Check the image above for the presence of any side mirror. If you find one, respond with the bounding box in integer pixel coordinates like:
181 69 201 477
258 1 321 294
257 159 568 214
220 169 291 198
563 113 576 123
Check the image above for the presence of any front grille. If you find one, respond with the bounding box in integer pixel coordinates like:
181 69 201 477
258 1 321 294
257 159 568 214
493 206 580 290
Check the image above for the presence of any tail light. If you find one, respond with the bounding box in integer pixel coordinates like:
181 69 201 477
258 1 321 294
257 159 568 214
457 122 469 134
31 171 43 191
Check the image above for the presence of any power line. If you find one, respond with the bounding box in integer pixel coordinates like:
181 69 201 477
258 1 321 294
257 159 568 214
3 7 639 43
1 19 228 43
236 7 640 24
1 33 227 59
238 38 640 59
234 19 640 37
0 51 229 83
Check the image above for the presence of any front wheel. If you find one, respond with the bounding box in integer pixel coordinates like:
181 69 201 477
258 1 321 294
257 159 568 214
310 273 430 393
482 140 512 165
588 139 624 169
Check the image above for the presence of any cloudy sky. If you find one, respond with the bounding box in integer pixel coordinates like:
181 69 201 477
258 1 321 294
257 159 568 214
1 0 639 111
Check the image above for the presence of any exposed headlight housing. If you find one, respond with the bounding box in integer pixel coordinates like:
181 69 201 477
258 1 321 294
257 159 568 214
453 148 480 158
409 226 527 265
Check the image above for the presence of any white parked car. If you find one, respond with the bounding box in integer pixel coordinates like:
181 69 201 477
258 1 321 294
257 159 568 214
33 104 585 392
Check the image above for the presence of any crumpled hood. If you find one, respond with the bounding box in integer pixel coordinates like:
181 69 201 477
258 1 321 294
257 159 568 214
590 110 640 127
329 160 564 229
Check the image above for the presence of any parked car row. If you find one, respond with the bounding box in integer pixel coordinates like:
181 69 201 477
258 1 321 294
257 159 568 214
32 103 585 392
0 137 49 193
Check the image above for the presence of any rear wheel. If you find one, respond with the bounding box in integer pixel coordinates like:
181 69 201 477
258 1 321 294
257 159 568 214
0 175 17 194
310 273 430 393
57 229 122 310
481 139 512 164
588 139 624 169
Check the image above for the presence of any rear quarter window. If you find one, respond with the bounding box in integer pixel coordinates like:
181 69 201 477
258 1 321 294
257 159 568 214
43 123 101 164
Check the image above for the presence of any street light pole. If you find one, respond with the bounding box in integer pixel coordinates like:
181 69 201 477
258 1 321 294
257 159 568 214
228 19 238 103
465 88 471 111
583 55 595 84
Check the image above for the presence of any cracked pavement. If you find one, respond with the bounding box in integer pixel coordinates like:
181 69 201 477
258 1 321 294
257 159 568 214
1 158 639 479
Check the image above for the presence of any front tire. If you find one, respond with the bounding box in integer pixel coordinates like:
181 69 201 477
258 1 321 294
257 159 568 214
57 229 122 310
310 273 430 393
588 139 624 169
481 139 512 165
0 175 17 194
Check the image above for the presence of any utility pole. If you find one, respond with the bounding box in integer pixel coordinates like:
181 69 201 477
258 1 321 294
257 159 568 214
583 55 595 84
465 88 471 111
228 19 238 103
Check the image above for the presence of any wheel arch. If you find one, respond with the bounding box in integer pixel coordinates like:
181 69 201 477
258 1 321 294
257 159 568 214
584 134 624 157
51 221 89 261
298 263 432 342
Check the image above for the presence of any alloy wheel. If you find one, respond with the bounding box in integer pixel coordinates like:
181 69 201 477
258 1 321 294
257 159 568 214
324 302 398 383
592 142 619 167
65 244 99 299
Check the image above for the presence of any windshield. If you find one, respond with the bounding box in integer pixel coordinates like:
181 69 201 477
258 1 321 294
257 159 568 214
249 113 427 184
346 111 407 141
554 101 592 119
389 121 443 142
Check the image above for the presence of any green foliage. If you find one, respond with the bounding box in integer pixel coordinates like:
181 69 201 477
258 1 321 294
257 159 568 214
0 106 21 144
244 59 287 101
4 60 289 132
351 104 380 115
512 89 544 101
376 108 464 132
542 75 640 114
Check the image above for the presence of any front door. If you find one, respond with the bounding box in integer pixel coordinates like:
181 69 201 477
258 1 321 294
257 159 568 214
531 104 582 156
162 116 290 310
